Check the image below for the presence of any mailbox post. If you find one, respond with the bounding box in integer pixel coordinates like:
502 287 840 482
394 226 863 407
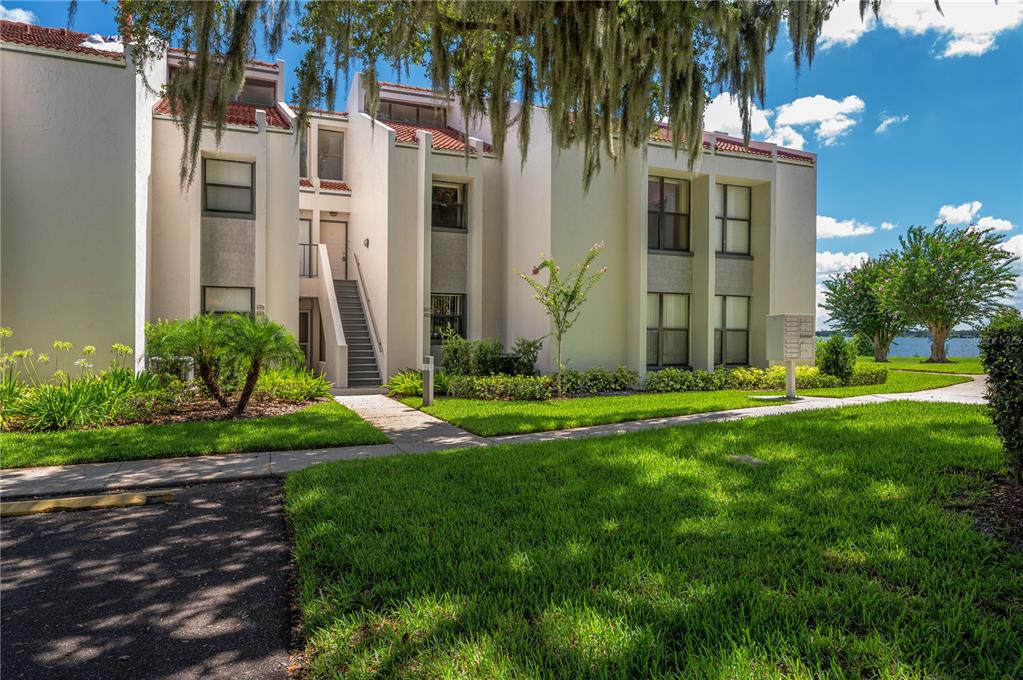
422 355 435 406
766 314 816 399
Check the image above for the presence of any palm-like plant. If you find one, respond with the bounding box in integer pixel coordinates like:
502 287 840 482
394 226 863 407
223 314 304 415
158 315 231 406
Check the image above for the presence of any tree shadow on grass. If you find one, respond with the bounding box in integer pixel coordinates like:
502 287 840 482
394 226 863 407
286 402 1022 678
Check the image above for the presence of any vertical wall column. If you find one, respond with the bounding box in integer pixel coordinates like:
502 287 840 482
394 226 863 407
414 131 434 363
690 174 716 371
254 110 269 316
623 147 648 377
749 181 774 366
466 140 485 340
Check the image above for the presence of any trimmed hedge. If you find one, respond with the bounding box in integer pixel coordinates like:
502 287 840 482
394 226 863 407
447 374 553 401
980 309 1023 481
645 364 887 393
555 365 639 394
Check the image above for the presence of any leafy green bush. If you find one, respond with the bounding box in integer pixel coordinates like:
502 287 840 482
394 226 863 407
255 366 332 402
447 374 553 401
817 334 857 385
9 379 109 431
385 369 423 398
469 339 504 377
510 337 544 376
980 308 1023 481
848 363 888 386
439 328 472 375
644 367 730 392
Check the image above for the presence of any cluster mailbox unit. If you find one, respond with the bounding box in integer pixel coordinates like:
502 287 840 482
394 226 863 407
766 313 817 399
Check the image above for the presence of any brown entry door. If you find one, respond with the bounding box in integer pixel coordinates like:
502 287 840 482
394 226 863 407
320 220 349 279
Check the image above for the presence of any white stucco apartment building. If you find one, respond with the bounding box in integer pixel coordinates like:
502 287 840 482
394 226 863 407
1 21 817 388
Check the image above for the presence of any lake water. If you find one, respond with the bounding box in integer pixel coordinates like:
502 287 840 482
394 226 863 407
887 335 980 358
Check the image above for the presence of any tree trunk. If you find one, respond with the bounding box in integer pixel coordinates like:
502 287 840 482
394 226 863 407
928 325 949 363
234 360 261 415
872 333 890 362
198 361 229 407
554 333 563 397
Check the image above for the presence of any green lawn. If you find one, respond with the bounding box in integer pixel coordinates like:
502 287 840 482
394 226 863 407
286 402 1021 679
406 371 970 437
404 390 771 437
1 401 387 468
858 355 986 374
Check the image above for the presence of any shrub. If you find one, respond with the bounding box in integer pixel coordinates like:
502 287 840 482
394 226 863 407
385 369 423 398
645 367 730 392
469 339 504 377
434 370 451 396
848 363 888 386
510 337 544 376
553 368 583 394
440 328 473 375
255 366 332 402
817 334 857 385
980 308 1023 482
581 365 638 393
9 379 109 431
447 374 553 401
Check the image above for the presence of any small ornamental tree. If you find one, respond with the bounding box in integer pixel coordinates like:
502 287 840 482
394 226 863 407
878 224 1018 363
224 314 304 415
979 308 1023 482
519 242 606 395
821 255 908 362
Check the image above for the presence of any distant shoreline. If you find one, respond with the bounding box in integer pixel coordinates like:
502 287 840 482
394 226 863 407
816 329 981 339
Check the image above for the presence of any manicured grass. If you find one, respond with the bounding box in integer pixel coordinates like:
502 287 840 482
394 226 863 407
1 401 387 468
286 402 1022 679
769 369 971 398
858 355 986 374
407 371 970 437
404 390 771 437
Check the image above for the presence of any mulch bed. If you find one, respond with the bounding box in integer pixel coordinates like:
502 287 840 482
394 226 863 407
950 469 1023 551
121 398 319 426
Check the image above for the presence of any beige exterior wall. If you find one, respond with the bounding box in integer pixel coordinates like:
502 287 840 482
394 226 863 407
1 44 162 373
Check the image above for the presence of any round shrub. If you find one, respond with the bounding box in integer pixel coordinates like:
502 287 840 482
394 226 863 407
817 335 857 385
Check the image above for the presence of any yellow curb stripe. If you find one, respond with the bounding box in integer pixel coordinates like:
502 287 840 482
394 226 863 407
1 489 175 516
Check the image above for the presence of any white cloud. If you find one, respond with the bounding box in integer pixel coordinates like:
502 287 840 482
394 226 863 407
817 215 877 238
819 0 877 49
817 250 869 277
1001 234 1023 260
1000 235 1023 307
817 1 1023 58
936 200 983 225
0 4 37 23
879 1 1023 58
975 216 1016 233
881 221 896 231
703 92 772 138
775 95 865 145
765 125 806 150
875 114 909 134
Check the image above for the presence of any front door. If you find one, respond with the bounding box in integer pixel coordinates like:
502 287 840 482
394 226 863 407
320 220 349 279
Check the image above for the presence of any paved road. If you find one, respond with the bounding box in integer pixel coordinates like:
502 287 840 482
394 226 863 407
1 480 292 680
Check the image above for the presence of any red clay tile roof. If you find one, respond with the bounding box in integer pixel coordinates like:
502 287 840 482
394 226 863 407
154 98 291 130
386 121 493 153
167 47 278 70
1 20 125 61
652 125 815 164
379 80 438 94
319 180 351 193
299 178 314 189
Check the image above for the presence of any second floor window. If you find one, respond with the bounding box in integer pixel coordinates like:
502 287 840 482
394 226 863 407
431 293 464 341
204 158 254 215
716 184 751 255
318 129 344 180
432 183 465 229
378 99 447 127
648 177 690 251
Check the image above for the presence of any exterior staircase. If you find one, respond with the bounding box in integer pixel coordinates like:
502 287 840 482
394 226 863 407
334 279 381 387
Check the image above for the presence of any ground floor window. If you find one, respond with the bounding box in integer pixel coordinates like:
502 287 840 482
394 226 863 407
431 293 464 341
647 292 689 367
202 286 254 316
715 295 749 366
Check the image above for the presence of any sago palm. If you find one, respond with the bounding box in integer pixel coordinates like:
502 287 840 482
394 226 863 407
167 314 231 406
224 315 304 415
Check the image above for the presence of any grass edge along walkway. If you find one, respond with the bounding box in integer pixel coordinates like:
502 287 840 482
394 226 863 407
1 400 388 469
406 371 971 437
285 401 1022 679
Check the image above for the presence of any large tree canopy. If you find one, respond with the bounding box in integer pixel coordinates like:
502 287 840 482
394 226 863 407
111 0 891 185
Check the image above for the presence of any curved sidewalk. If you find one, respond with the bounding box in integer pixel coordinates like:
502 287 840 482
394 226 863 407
0 376 987 500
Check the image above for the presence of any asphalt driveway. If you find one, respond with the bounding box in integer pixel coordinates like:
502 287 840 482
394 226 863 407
1 480 293 680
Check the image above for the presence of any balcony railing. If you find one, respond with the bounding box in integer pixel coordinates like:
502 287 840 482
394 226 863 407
299 243 318 277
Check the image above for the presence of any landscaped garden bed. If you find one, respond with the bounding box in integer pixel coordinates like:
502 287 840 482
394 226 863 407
285 401 1023 678
1 318 386 468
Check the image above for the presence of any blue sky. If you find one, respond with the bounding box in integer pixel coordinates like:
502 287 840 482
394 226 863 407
5 1 1022 319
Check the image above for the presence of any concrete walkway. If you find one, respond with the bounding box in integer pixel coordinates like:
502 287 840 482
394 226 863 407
0 376 987 500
